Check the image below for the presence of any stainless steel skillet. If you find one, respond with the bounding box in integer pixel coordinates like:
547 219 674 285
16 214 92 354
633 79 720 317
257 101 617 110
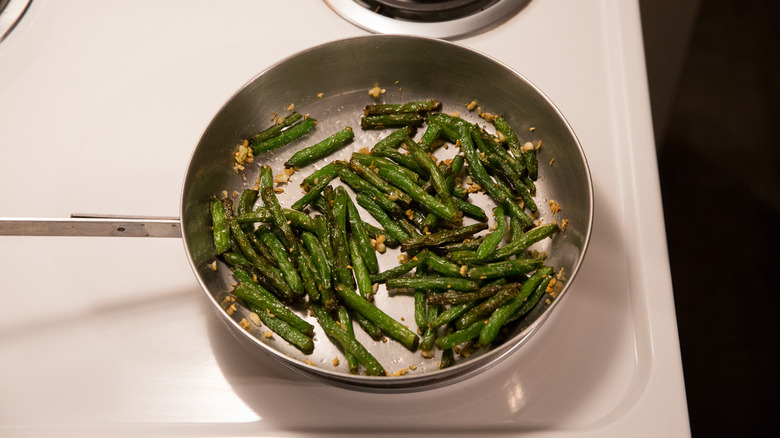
0 35 593 392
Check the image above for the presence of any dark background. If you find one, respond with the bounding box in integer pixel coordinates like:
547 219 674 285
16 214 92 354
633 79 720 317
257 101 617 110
642 0 779 436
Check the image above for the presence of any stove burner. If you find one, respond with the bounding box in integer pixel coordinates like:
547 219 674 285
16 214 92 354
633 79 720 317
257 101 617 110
356 0 499 23
326 0 530 39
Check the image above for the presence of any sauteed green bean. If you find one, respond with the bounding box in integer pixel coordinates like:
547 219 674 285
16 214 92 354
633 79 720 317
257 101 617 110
209 99 565 376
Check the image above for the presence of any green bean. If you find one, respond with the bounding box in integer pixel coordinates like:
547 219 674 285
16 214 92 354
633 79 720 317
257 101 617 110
256 227 305 297
349 160 412 204
233 208 316 233
455 283 520 330
407 208 428 230
360 113 423 129
413 264 429 330
372 147 429 178
396 216 421 238
508 215 524 243
483 152 524 194
479 267 554 346
228 266 256 285
476 206 506 260
421 250 464 278
285 127 355 169
251 117 317 154
237 189 258 217
441 237 484 252
507 274 553 323
311 304 386 376
336 307 360 373
439 343 455 369
493 178 534 229
429 301 477 330
248 301 314 354
435 320 485 350
355 194 410 244
371 126 414 151
491 116 524 163
363 221 401 249
386 276 480 292
405 138 455 211
418 122 443 152
420 301 439 353
291 174 334 211
314 215 334 261
297 250 320 302
330 187 354 288
427 283 506 305
233 208 271 224
345 195 379 274
221 252 254 274
261 187 300 263
445 250 480 266
248 111 303 146
349 236 373 299
228 220 295 301
364 100 440 115
369 254 424 284
377 166 458 221
300 231 332 293
334 284 419 352
492 223 559 260
457 124 519 212
233 282 314 336
427 112 473 129
337 166 403 218
452 197 487 221
300 162 340 192
210 199 230 255
466 258 544 280
419 212 438 233
354 312 384 341
400 222 488 252
254 165 273 197
433 119 460 143
493 116 538 181
350 152 421 183
472 126 525 176
313 218 338 310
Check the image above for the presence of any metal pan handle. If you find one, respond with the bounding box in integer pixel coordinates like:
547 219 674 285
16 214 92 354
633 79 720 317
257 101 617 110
0 214 181 238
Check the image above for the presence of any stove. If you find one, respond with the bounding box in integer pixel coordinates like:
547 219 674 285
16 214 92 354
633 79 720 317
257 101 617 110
326 0 531 38
0 1 689 436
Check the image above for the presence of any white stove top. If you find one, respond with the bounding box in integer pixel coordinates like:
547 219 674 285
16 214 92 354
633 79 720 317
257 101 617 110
0 1 689 436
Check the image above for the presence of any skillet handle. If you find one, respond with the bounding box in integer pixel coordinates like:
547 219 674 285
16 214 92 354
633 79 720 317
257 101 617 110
0 214 181 238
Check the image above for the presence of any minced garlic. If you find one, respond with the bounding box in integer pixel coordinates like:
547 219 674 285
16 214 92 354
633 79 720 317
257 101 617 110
368 86 385 98
274 167 294 184
479 111 497 122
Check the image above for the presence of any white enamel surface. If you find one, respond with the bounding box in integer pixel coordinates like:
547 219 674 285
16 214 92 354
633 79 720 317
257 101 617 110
0 0 689 436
